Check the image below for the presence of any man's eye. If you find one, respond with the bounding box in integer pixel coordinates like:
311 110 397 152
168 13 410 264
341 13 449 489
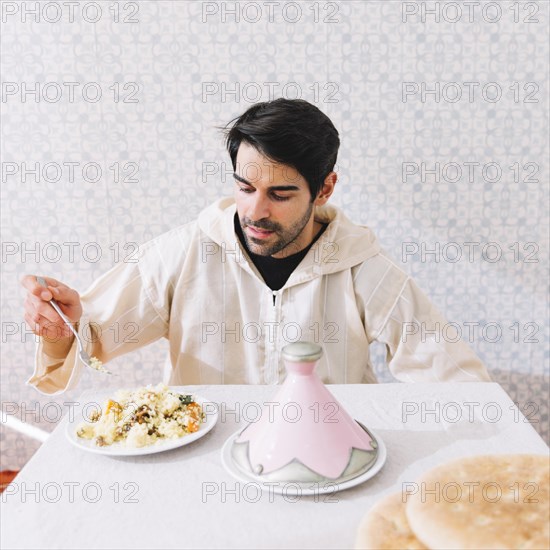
272 194 290 202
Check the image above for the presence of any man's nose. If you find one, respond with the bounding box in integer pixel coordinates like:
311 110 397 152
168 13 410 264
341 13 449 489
248 193 270 221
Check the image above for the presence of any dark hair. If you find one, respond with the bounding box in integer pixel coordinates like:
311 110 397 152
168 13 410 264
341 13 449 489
217 98 340 200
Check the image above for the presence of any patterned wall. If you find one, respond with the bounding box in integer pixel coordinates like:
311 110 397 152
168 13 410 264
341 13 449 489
1 0 548 469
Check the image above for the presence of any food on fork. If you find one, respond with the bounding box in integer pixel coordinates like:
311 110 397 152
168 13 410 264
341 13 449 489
76 383 205 448
88 356 109 373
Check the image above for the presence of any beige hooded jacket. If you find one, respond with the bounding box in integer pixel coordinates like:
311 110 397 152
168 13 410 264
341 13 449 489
28 197 490 394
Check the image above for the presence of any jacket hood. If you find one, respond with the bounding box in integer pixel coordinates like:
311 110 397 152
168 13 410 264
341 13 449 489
198 197 381 286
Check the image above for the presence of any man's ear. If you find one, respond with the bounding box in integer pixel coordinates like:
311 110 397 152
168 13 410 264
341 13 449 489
314 171 337 206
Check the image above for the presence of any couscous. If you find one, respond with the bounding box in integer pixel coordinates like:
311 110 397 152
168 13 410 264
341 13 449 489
76 383 204 448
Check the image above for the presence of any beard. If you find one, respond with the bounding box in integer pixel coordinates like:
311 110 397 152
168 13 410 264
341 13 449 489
239 201 314 257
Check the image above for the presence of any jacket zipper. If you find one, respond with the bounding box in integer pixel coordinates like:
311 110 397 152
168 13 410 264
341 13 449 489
267 289 281 383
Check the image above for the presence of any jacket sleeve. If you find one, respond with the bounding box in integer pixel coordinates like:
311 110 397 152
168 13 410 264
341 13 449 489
26 242 171 395
372 275 491 382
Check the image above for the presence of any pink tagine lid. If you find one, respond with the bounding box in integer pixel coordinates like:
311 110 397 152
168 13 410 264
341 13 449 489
230 342 380 486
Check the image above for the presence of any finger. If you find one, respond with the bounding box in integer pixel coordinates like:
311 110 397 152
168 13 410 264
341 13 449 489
26 294 60 324
27 295 61 324
20 274 65 289
40 276 72 297
20 274 49 300
27 290 80 329
24 311 72 340
47 284 78 305
20 274 55 300
39 310 74 339
24 311 41 335
20 274 71 301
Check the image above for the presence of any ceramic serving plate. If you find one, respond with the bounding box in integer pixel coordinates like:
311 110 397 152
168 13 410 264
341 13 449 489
66 391 218 456
221 426 387 495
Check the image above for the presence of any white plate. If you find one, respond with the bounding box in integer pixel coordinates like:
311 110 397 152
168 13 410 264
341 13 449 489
66 393 218 456
221 427 387 496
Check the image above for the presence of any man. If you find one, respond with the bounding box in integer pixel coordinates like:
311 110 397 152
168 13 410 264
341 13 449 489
21 98 490 394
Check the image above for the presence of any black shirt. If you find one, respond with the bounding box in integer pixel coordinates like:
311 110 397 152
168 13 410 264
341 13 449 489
234 214 328 291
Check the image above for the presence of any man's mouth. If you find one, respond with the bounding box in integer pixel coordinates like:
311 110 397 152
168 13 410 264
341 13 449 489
246 225 275 239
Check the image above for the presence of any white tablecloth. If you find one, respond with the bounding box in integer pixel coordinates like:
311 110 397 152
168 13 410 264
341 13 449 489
1 382 548 549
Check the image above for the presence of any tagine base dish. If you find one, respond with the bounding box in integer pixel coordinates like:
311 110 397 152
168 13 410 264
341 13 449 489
221 424 387 496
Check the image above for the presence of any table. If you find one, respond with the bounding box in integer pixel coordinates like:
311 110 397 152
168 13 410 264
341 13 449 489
1 383 548 549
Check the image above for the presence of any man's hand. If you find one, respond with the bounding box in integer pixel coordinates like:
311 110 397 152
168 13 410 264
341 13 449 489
21 275 82 341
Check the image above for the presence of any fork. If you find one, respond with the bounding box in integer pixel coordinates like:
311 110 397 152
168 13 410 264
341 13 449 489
36 276 114 375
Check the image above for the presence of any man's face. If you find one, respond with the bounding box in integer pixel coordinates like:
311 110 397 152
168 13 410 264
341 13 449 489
233 142 317 258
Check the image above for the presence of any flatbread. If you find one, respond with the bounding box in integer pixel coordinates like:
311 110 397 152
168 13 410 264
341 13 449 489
355 492 427 549
406 454 550 550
